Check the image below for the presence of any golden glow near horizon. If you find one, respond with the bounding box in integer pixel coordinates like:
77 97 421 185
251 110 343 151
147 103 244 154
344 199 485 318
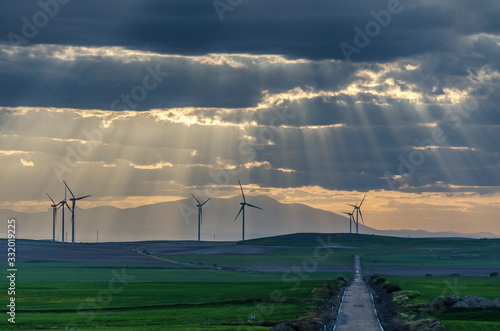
4 188 500 235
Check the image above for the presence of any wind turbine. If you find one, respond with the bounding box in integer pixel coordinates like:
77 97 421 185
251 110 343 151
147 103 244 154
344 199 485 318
234 180 262 241
191 194 210 242
64 180 91 244
348 195 366 234
58 187 71 243
46 193 63 242
342 210 354 234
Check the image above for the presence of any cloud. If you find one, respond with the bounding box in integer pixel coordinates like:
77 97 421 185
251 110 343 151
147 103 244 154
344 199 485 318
0 0 499 235
20 158 34 167
2 0 500 61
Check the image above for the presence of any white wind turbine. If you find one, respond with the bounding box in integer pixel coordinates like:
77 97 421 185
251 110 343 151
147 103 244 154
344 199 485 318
234 180 262 241
348 195 366 234
191 194 210 242
64 181 91 244
342 210 355 234
58 187 71 243
46 193 63 242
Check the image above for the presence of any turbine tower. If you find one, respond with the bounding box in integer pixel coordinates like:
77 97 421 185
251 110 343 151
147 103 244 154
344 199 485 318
64 180 91 244
191 194 210 242
234 180 262 241
46 193 62 242
58 187 71 243
342 211 354 234
348 195 366 234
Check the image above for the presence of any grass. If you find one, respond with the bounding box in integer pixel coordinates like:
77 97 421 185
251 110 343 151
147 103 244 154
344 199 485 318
242 233 500 248
12 280 338 311
4 234 500 329
160 233 500 268
441 321 500 331
385 276 500 303
167 247 360 266
4 303 306 330
385 276 500 330
438 311 500 331
362 247 500 266
1 261 347 330
168 245 500 267
11 261 348 283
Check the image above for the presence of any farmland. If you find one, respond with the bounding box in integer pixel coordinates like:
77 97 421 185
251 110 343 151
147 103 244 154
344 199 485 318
1 234 500 329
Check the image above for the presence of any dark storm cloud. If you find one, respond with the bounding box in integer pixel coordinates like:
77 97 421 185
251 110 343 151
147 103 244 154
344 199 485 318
2 0 499 61
0 0 499 197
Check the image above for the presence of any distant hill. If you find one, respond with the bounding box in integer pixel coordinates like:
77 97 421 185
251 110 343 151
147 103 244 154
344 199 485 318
241 233 500 247
1 195 498 242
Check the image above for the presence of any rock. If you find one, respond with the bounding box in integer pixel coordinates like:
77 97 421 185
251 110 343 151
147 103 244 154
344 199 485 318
492 297 500 307
453 295 493 309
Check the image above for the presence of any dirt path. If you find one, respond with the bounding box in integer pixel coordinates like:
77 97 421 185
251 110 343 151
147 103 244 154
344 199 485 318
334 255 383 331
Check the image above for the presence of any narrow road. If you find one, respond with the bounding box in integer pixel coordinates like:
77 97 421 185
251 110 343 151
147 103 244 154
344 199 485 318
334 255 383 331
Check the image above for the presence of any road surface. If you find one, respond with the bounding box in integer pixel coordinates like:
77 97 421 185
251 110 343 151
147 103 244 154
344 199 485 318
334 255 383 331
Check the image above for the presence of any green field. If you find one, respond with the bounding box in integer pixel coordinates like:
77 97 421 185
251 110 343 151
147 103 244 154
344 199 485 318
2 260 348 330
168 245 500 267
167 247 359 266
385 276 500 330
243 233 500 249
386 276 500 303
436 310 500 331
3 234 500 329
164 234 500 268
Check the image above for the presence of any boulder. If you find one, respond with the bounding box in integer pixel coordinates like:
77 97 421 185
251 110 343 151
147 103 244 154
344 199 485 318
453 295 493 309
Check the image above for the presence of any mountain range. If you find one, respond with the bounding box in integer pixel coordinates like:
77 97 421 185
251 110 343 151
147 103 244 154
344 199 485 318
1 195 498 242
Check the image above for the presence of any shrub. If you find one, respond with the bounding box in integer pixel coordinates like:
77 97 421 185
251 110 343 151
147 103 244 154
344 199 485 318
383 283 401 293
371 275 386 285
490 272 498 277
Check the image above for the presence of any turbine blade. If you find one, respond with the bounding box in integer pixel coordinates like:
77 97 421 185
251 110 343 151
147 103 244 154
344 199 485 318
200 208 203 226
359 210 365 225
191 194 201 205
46 193 55 204
66 202 72 213
359 194 366 207
63 180 76 199
201 198 211 206
238 180 246 203
246 203 262 210
234 206 244 221
348 204 357 208
76 195 91 200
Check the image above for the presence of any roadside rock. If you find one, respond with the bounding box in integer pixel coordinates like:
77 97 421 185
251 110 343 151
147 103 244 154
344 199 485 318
453 295 493 309
427 295 459 312
492 297 500 307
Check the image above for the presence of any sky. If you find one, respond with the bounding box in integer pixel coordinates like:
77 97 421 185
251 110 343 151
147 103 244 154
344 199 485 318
0 0 499 235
